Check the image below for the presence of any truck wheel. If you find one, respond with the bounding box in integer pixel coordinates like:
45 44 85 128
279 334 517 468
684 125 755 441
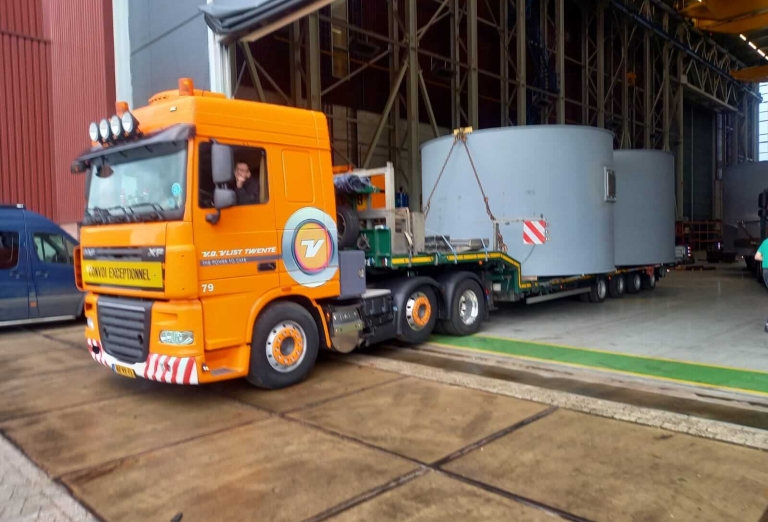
626 272 642 294
397 286 438 344
442 279 485 336
642 272 657 290
608 275 625 298
337 205 360 249
589 277 607 303
246 302 319 389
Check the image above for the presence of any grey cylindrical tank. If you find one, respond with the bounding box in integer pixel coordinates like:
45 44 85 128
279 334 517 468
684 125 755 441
421 125 615 277
723 162 768 254
613 150 676 266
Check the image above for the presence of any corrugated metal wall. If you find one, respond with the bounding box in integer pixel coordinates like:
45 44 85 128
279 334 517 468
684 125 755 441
0 0 114 226
44 0 115 225
0 0 55 218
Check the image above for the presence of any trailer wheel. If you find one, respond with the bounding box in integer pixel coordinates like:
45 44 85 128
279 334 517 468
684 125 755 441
626 272 642 294
336 204 360 249
397 286 438 344
246 302 319 389
442 279 485 336
608 275 626 298
589 277 608 303
642 271 657 290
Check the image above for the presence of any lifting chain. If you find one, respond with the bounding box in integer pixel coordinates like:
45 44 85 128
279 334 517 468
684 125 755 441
422 127 508 252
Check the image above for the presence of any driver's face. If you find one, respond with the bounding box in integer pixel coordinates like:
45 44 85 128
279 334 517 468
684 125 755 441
235 163 251 183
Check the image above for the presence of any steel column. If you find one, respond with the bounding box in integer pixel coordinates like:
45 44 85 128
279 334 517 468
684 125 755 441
597 5 605 128
500 0 510 126
516 0 526 125
555 0 565 124
676 50 684 219
388 0 401 176
644 26 651 148
467 0 479 128
307 12 321 110
406 0 421 209
621 20 629 147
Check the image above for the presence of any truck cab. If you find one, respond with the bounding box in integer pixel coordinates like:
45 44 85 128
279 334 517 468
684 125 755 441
0 204 82 326
74 79 359 388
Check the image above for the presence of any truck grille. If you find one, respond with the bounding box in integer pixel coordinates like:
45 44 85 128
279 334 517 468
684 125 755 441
97 296 152 363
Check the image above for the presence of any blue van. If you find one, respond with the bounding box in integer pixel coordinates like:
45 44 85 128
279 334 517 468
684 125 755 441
0 204 83 326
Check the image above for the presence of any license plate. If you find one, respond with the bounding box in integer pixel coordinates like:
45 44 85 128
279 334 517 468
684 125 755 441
113 364 136 378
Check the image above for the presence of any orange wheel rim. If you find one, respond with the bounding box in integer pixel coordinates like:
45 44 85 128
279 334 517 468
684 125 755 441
270 327 304 366
411 296 431 327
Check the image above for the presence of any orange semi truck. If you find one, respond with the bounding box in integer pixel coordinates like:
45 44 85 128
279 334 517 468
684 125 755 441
72 78 665 389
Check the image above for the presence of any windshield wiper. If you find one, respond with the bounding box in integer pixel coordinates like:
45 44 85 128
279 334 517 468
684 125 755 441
127 202 166 221
85 207 113 224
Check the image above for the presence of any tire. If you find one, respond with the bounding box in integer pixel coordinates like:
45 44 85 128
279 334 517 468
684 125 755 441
442 279 485 336
396 285 438 344
608 275 626 298
589 277 608 303
336 205 360 249
246 302 319 389
626 272 642 294
642 271 657 290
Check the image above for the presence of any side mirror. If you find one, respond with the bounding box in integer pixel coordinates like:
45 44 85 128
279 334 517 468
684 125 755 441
206 188 237 224
211 143 234 184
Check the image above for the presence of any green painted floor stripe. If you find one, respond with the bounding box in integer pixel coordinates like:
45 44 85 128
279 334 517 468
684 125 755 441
430 334 768 395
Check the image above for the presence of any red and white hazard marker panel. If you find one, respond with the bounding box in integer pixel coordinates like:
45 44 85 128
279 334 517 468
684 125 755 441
523 220 548 245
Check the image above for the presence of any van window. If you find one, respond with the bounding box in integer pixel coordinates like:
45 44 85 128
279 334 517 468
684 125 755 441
33 233 74 265
0 231 19 270
198 142 269 208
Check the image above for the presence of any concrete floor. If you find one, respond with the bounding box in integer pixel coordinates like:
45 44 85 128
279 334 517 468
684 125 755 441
3 324 768 521
481 264 768 372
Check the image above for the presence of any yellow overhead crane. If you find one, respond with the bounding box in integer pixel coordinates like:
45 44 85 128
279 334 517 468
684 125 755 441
677 1 768 82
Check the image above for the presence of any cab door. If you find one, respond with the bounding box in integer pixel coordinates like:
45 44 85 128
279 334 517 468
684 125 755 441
0 226 30 322
28 230 80 318
193 140 278 348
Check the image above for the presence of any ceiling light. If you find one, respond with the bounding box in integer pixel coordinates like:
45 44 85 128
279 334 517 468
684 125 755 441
760 50 766 57
741 34 748 41
750 42 757 50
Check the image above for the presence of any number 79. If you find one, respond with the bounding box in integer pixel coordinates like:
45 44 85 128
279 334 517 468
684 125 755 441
201 283 214 293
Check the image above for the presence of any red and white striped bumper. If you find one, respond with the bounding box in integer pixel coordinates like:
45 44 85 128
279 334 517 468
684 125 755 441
87 338 199 385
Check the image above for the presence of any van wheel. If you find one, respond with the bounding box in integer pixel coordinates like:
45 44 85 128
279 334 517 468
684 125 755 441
608 275 626 298
246 302 319 389
442 279 485 336
589 277 607 303
642 272 657 290
397 286 438 344
627 272 642 294
336 205 361 249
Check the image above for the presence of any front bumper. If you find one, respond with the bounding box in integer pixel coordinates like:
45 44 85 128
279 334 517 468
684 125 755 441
87 338 200 385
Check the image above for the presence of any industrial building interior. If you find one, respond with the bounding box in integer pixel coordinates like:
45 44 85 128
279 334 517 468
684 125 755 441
7 2 768 520
207 0 768 400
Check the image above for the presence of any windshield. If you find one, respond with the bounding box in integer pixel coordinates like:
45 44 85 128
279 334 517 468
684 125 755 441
84 141 187 224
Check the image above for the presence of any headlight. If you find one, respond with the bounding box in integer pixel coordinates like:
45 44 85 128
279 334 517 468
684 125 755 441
121 111 137 135
109 115 122 138
98 119 110 141
88 122 99 142
86 317 94 330
160 331 194 345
